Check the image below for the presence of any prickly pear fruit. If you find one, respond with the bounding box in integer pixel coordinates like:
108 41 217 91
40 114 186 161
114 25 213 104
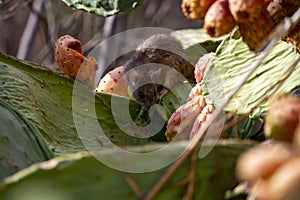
55 35 98 88
237 140 300 200
239 9 273 51
194 52 215 83
77 57 98 88
182 0 216 20
95 66 130 97
264 93 300 142
228 0 265 22
165 95 206 141
204 0 237 37
55 35 84 78
187 83 203 101
236 142 294 182
267 157 300 200
189 104 213 139
293 118 300 148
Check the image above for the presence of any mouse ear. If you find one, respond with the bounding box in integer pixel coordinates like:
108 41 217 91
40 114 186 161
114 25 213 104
125 69 139 86
150 67 162 81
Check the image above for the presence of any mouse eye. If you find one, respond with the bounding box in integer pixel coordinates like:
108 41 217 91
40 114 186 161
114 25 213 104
139 91 146 99
157 85 164 92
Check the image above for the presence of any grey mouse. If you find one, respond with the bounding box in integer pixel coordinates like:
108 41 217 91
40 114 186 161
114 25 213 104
124 34 195 110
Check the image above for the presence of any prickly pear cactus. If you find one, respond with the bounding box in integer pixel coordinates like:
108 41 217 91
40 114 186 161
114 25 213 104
0 99 53 181
61 0 143 17
0 53 160 155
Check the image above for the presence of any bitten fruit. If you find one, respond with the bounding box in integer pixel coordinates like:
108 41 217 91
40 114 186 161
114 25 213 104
95 66 130 97
55 35 98 88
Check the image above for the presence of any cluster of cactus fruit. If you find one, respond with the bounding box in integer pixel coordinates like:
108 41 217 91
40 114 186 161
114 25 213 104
182 0 300 52
165 83 214 141
235 93 300 200
236 142 300 200
165 53 215 141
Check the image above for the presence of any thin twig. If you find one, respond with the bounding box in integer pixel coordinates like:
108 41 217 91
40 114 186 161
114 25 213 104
222 114 249 135
183 147 198 200
123 173 144 199
144 10 300 200
169 177 190 188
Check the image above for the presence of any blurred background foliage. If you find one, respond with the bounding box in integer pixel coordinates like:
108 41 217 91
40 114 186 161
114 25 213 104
0 0 200 69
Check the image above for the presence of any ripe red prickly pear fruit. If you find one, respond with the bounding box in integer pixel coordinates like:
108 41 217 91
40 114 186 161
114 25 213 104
96 66 130 97
189 104 213 140
55 35 98 88
165 95 206 141
264 93 300 142
204 0 237 37
187 83 203 101
228 0 265 23
236 142 294 182
238 9 273 51
182 0 216 20
55 35 85 79
77 57 98 88
194 52 215 83
56 35 82 54
267 157 300 200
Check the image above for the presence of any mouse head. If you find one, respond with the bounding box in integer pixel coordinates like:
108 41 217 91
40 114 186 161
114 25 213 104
125 67 169 110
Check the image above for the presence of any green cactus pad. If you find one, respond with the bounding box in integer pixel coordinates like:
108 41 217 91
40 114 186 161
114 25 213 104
202 32 300 118
171 29 227 63
61 0 143 17
0 99 53 181
0 53 161 156
0 140 254 200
